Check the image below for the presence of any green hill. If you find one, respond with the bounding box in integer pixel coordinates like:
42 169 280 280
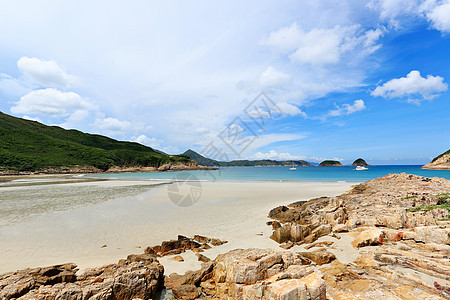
183 149 311 167
351 158 371 166
0 112 192 172
183 149 220 166
318 160 343 167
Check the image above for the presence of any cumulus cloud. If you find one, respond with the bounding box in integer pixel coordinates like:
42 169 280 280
17 56 78 88
371 70 447 103
326 100 366 117
10 88 95 119
93 117 133 133
264 23 383 65
133 134 179 154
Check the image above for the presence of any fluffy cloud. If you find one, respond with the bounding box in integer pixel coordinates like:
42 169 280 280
133 134 179 154
327 100 366 117
93 117 133 133
264 23 383 65
17 56 78 88
10 88 95 119
423 0 450 32
368 0 450 33
371 70 447 103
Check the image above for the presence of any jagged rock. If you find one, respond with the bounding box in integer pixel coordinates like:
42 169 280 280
196 253 211 262
193 234 211 244
0 254 164 300
169 255 184 262
351 229 385 248
171 284 201 299
332 223 348 233
165 261 214 290
210 238 228 246
299 250 336 265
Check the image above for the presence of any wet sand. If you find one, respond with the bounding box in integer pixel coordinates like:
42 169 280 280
0 177 355 274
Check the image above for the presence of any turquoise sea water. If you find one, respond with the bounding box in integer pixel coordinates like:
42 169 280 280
90 165 450 182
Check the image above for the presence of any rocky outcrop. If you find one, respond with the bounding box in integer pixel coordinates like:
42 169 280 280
165 248 327 300
423 150 450 170
266 172 450 299
0 254 164 300
145 235 227 257
269 173 450 246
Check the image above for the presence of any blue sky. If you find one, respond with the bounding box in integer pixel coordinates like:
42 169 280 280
0 0 449 165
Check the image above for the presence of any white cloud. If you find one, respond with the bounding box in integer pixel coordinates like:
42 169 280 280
258 67 291 89
253 150 300 160
327 99 366 117
422 0 450 33
264 22 303 53
10 88 95 119
371 70 447 102
238 66 291 91
133 134 179 154
369 0 450 33
17 56 78 88
22 115 43 123
265 24 383 66
276 102 307 117
367 0 420 28
93 117 133 133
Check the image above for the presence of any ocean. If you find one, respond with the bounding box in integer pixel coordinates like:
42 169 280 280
89 165 450 182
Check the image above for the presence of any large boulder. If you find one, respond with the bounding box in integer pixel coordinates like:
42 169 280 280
0 254 164 300
351 229 385 248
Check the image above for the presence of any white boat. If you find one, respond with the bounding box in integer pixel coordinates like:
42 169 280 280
289 167 297 170
355 166 368 171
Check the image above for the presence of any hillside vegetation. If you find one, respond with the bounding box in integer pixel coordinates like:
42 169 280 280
0 112 192 172
318 160 343 167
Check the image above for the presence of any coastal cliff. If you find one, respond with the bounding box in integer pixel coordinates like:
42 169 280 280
423 149 450 170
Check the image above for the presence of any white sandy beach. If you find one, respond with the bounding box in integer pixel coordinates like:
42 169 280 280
0 177 355 275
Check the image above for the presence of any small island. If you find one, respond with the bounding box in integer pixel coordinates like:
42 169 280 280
318 160 343 167
351 158 371 167
422 149 450 170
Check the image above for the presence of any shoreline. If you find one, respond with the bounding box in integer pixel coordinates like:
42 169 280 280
0 179 354 275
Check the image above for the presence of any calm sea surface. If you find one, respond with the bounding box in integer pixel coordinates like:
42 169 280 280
90 165 450 182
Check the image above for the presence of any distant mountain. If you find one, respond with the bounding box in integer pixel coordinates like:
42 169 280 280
422 149 450 170
351 158 371 167
183 149 220 166
183 149 311 167
0 112 194 172
318 160 343 167
219 159 311 167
